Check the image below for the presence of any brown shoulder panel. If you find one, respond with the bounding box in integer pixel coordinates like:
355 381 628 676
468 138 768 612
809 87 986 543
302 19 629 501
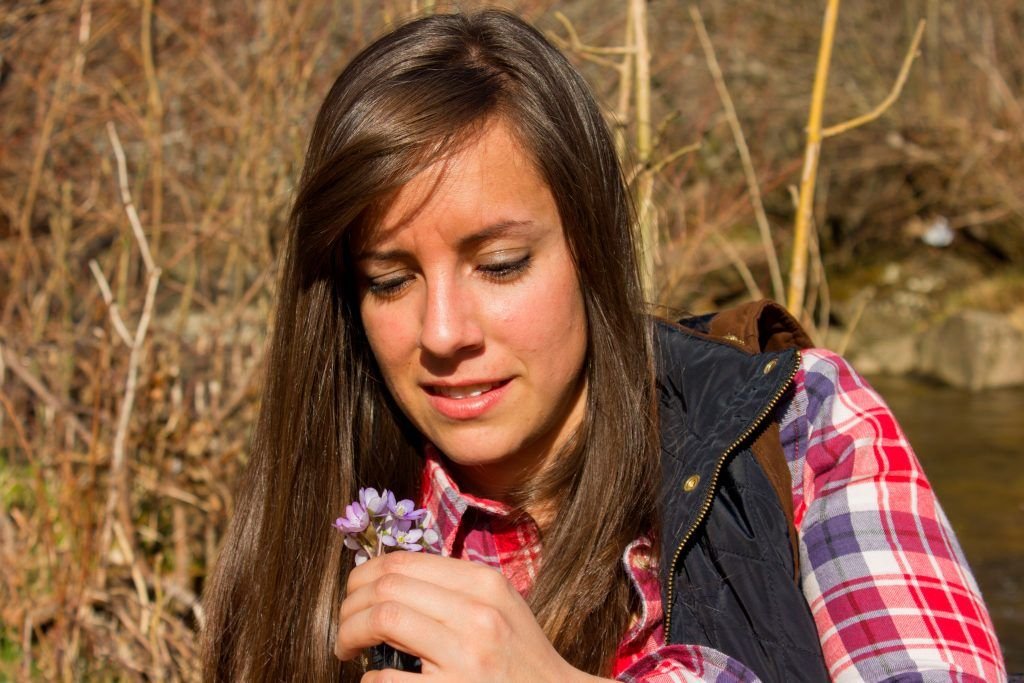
708 299 813 352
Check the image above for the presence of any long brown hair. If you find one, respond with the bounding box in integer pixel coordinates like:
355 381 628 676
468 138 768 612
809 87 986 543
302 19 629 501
200 10 659 680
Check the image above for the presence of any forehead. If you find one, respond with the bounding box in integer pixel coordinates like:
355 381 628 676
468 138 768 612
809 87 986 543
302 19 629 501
360 120 557 251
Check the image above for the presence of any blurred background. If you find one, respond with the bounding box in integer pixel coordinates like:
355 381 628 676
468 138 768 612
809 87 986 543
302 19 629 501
1 0 1021 678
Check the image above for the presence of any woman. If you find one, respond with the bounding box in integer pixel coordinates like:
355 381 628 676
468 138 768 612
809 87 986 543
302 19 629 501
199 10 1006 682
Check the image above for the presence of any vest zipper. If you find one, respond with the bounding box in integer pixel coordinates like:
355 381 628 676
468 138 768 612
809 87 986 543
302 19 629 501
663 350 802 642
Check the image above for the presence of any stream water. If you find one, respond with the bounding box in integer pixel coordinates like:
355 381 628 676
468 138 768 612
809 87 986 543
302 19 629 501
867 374 1023 672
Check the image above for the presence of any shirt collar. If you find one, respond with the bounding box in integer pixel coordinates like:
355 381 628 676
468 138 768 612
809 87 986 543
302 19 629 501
419 444 519 555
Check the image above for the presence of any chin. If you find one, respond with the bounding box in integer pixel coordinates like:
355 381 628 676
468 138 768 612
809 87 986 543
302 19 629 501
436 439 516 468
432 430 536 478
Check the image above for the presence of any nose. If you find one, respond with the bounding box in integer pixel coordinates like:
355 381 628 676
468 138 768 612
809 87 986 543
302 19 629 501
418 277 484 358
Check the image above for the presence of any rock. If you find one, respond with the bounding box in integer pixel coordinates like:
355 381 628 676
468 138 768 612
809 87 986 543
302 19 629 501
918 311 1024 391
848 334 919 376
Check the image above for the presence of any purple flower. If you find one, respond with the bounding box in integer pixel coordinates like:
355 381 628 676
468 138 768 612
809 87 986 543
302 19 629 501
360 488 388 516
389 496 428 521
334 502 369 533
393 527 424 551
336 487 440 565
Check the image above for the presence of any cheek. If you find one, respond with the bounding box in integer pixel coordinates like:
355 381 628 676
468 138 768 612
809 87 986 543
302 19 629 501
360 304 416 379
491 261 587 369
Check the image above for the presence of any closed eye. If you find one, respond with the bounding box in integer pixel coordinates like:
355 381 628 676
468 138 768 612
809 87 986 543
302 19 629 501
478 254 532 282
365 271 414 298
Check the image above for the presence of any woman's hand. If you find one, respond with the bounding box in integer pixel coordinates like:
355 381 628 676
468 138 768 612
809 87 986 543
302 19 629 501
336 551 602 682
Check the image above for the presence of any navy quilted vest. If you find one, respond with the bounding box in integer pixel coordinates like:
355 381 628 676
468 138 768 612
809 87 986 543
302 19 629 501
655 320 829 682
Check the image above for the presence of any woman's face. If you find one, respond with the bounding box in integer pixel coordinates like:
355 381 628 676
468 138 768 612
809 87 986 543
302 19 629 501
356 120 588 498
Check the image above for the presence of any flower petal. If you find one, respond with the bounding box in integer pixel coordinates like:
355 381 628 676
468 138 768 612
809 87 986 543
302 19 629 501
405 508 428 521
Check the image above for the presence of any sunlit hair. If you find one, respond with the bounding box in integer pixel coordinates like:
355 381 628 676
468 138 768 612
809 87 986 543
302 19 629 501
200 10 659 679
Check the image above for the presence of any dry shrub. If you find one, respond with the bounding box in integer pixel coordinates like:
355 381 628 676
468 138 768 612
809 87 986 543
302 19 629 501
0 1 371 677
554 0 1022 309
1 0 1020 679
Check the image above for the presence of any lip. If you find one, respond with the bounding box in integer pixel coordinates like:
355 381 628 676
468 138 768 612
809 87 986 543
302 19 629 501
422 378 512 420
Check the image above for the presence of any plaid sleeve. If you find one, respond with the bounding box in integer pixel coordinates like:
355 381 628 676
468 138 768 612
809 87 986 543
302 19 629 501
782 349 1006 682
615 645 760 683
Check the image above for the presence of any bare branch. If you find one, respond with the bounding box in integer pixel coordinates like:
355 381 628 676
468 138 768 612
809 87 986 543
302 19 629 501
710 232 764 301
551 11 635 56
822 20 926 138
650 142 702 176
106 122 158 274
691 6 785 303
112 270 161 477
89 260 134 346
0 345 94 448
787 0 840 318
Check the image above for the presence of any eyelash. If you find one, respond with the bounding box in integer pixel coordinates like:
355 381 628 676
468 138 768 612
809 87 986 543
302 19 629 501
365 255 532 298
479 254 532 281
365 274 413 298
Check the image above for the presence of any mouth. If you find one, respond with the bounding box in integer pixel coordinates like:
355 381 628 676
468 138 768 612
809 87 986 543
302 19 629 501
422 378 512 420
425 379 510 399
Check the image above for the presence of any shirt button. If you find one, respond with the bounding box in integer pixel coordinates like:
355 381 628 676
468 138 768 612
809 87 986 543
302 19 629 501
683 474 700 492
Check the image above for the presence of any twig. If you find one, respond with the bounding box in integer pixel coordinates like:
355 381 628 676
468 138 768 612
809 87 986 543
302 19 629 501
72 0 93 90
141 0 165 255
650 141 703 177
626 142 703 185
212 345 265 424
89 261 134 346
0 345 94 449
613 6 635 163
147 2 244 101
113 520 153 634
950 206 1011 230
164 582 205 630
111 272 160 480
822 20 926 138
5 52 70 324
0 390 34 459
633 0 652 168
968 52 1024 125
691 6 785 303
106 123 158 275
552 12 635 56
94 122 163 589
632 0 656 297
709 232 764 301
837 290 872 356
809 212 830 338
787 0 840 319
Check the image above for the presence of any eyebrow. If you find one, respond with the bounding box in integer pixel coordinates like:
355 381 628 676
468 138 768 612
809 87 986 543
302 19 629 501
358 219 536 262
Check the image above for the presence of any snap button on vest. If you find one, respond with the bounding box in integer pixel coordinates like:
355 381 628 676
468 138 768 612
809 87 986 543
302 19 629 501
682 474 700 492
762 358 778 374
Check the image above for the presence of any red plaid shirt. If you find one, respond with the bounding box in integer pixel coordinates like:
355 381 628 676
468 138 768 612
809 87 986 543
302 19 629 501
419 349 1006 681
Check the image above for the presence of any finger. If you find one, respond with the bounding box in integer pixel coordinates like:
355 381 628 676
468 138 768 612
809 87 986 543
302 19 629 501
341 572 465 624
336 598 456 663
344 573 452 626
348 552 510 603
